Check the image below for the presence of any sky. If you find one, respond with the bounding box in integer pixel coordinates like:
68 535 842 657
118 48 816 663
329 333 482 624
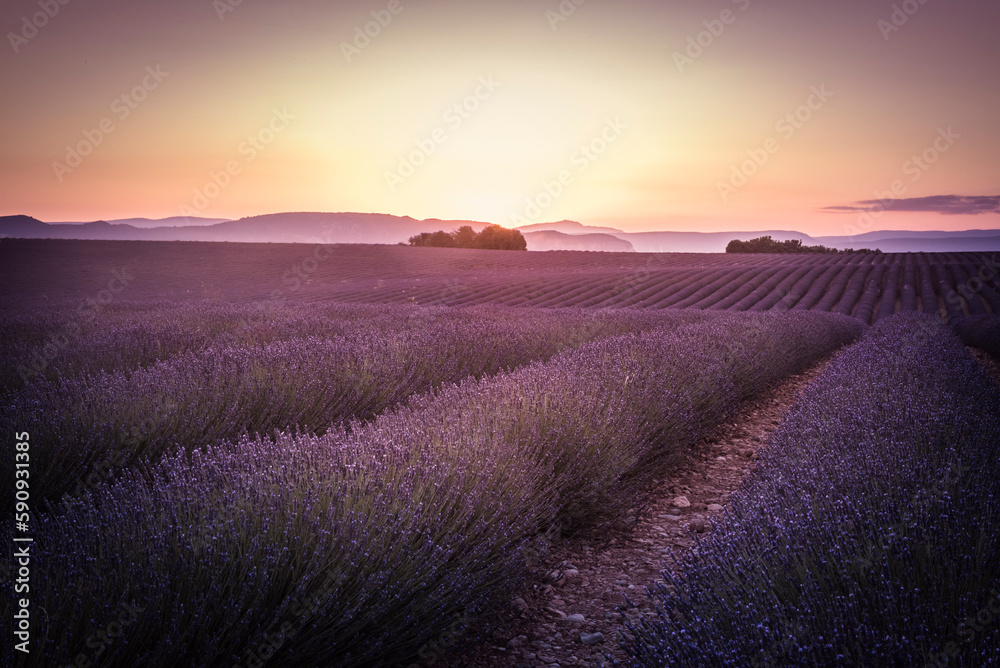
1 0 998 236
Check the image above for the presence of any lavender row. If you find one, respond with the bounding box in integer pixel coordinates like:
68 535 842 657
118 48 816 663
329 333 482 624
2 305 700 513
848 264 884 323
349 257 999 323
874 263 901 321
900 257 918 311
952 315 1000 360
3 312 863 667
0 301 462 392
625 313 1000 666
3 301 675 393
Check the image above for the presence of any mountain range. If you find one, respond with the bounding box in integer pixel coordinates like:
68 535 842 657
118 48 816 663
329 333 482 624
2 213 999 253
46 216 231 228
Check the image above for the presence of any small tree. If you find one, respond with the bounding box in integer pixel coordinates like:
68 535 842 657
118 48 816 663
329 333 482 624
473 225 527 251
408 231 455 247
408 224 526 251
451 225 477 248
726 236 880 254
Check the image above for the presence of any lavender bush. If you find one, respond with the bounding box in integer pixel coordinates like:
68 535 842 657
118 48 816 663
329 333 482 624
917 260 940 314
934 263 966 322
812 265 856 312
747 266 823 313
726 267 797 312
832 264 873 317
949 265 990 316
1 304 697 513
2 312 861 667
952 315 1000 360
1 301 675 392
900 256 919 312
875 263 901 321
625 313 1000 667
0 300 402 391
791 265 839 311
667 270 757 309
849 264 884 323
625 271 711 309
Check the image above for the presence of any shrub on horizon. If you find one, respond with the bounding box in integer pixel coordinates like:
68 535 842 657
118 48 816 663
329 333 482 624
408 224 526 251
726 235 879 254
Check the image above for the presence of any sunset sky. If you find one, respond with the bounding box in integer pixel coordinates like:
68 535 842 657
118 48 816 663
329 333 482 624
1 0 998 235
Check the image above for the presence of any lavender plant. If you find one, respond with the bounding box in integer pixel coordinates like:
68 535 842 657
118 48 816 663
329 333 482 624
3 300 659 392
2 304 700 513
900 256 919 312
2 312 861 667
875 263 901 321
624 313 1000 667
0 299 376 391
952 315 1000 361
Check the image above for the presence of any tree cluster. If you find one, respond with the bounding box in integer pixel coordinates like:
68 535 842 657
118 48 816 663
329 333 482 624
408 225 527 251
726 236 880 254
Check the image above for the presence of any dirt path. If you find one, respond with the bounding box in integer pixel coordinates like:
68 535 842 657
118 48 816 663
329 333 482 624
437 359 831 668
970 347 1000 387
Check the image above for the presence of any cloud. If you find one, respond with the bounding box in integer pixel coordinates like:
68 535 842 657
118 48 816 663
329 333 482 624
823 195 1000 215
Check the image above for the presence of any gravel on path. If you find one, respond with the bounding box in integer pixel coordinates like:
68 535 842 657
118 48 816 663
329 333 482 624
435 358 834 668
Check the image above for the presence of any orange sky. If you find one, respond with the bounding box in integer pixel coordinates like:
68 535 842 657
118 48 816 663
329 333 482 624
1 0 998 235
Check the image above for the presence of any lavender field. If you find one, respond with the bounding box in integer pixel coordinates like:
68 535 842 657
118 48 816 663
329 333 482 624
3 241 1000 322
6 0 1000 663
2 243 999 667
625 315 1000 666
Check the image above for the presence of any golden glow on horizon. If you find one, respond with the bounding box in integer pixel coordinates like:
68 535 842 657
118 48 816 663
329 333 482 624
1 0 998 235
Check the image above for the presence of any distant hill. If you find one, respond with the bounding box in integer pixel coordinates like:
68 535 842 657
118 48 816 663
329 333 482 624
535 226 1000 253
3 213 999 253
814 229 1000 243
512 223 823 252
0 213 487 245
0 216 139 240
517 223 1000 252
189 212 428 244
814 229 1000 252
615 230 822 253
48 216 229 228
834 235 1000 253
517 220 627 236
523 230 635 252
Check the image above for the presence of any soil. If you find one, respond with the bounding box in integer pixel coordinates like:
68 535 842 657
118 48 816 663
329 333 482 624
436 359 832 668
970 347 1000 387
